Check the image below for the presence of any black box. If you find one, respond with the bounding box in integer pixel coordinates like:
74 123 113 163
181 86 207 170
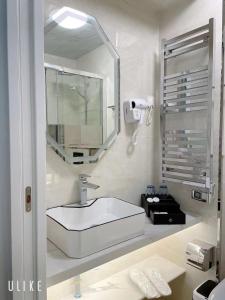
141 194 186 225
141 194 180 216
150 208 186 225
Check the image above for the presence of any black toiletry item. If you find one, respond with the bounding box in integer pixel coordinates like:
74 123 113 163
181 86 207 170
141 194 186 225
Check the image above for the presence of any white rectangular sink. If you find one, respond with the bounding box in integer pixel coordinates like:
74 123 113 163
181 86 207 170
46 197 145 258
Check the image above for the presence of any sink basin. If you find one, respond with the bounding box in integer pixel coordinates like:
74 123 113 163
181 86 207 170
46 197 145 258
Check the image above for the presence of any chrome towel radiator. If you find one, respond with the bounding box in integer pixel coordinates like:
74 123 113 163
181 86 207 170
160 19 214 197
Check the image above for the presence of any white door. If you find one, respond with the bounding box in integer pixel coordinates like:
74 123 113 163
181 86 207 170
7 0 46 299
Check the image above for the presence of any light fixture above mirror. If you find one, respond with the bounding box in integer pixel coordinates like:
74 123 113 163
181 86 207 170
51 7 88 29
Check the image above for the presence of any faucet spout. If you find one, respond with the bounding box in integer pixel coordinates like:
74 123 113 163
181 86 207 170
82 182 100 190
79 174 100 205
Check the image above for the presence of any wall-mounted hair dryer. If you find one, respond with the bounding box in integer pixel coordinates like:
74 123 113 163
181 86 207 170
123 97 154 125
123 97 154 145
131 98 151 109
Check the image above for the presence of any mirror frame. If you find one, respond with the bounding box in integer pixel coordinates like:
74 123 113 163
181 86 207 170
45 9 120 164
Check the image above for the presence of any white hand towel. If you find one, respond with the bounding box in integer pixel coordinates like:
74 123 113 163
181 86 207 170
144 269 172 297
129 269 160 299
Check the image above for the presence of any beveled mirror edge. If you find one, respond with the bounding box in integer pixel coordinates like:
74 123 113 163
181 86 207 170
45 8 120 164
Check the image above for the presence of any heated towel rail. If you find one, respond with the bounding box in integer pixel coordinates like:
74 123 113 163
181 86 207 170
160 19 214 195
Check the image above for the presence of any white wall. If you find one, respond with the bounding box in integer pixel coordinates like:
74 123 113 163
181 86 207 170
45 0 160 209
0 0 12 298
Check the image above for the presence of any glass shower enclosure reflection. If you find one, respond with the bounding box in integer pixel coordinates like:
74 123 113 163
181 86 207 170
46 67 103 159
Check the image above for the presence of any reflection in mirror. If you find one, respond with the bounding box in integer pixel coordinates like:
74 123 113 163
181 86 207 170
45 7 120 164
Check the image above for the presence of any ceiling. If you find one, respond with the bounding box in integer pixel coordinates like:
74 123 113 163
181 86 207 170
125 0 193 13
147 0 183 10
45 22 103 60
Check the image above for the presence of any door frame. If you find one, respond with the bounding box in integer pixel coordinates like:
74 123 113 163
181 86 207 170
219 0 225 281
7 0 46 298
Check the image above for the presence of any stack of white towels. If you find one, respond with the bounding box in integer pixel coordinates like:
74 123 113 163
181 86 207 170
129 268 172 299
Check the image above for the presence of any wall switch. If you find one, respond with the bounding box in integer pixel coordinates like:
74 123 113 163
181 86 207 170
192 190 209 203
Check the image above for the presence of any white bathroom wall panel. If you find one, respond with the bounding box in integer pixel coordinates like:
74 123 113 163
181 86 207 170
0 0 12 299
45 0 160 208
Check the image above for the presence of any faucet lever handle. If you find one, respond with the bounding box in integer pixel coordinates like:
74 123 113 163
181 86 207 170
79 174 91 180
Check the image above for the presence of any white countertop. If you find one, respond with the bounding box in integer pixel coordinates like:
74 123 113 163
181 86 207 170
62 255 185 300
47 213 200 287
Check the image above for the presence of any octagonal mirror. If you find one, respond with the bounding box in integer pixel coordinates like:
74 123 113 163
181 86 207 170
44 7 120 164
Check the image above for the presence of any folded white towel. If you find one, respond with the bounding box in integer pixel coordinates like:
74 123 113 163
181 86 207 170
144 269 172 297
129 269 160 299
147 198 154 203
153 197 160 203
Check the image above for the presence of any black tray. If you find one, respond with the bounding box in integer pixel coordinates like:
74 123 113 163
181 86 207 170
141 194 180 217
141 194 186 225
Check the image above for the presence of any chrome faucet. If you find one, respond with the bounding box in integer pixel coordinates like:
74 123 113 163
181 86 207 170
79 174 100 205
